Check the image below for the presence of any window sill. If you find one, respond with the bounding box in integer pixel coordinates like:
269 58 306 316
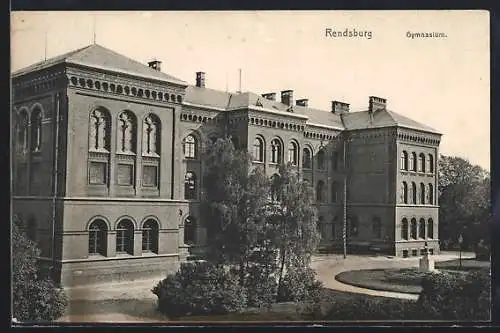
184 157 199 161
252 160 265 164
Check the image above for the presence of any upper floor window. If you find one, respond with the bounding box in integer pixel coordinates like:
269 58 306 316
17 111 29 154
302 148 312 169
428 183 434 205
184 172 197 200
316 180 325 202
427 219 434 238
271 139 282 164
184 135 197 159
89 109 110 152
400 151 408 170
419 218 426 239
332 151 339 171
117 111 136 154
288 141 299 165
418 153 426 173
253 137 264 162
317 149 326 170
420 182 426 204
411 182 417 204
401 181 408 204
428 154 434 174
409 152 417 172
401 218 409 240
30 108 42 152
143 114 160 155
410 218 417 239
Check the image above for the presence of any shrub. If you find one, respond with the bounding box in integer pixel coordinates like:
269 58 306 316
324 295 416 320
152 261 247 318
244 264 278 308
277 265 323 303
12 222 68 322
415 270 490 320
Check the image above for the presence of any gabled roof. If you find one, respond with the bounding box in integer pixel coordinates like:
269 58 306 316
12 44 187 86
341 109 441 134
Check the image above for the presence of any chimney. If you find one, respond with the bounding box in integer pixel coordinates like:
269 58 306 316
369 96 387 112
262 92 276 101
296 99 309 107
331 101 350 114
281 90 293 106
195 72 206 88
148 60 162 71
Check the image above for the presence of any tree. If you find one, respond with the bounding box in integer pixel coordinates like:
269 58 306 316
12 219 68 322
438 155 491 250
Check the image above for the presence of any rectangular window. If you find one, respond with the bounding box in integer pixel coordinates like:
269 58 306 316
143 165 158 187
117 163 134 185
89 161 107 185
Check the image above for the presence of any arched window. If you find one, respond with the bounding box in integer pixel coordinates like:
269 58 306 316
271 139 282 164
410 218 417 239
317 149 326 170
420 183 426 204
400 151 408 170
184 135 197 159
17 111 28 154
428 183 434 205
184 172 197 200
427 219 434 239
117 111 136 153
142 219 159 253
30 108 42 152
184 216 196 245
409 152 416 171
372 217 382 239
428 154 434 174
89 109 111 152
349 216 359 237
411 182 417 204
402 182 408 204
253 137 264 162
288 141 299 165
316 180 325 202
302 148 312 169
419 153 426 173
116 219 134 254
331 181 338 203
401 218 409 240
88 219 107 256
143 114 161 155
419 218 426 239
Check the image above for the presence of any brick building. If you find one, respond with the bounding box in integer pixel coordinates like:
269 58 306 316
11 44 441 286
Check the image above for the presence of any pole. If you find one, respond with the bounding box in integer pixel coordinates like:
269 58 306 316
51 92 60 282
238 68 242 93
343 135 347 259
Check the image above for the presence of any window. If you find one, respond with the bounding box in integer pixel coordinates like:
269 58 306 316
317 149 326 170
409 152 416 172
142 219 159 253
117 164 134 185
428 154 434 173
349 216 359 237
372 217 382 239
253 137 264 162
428 183 434 204
116 220 134 254
411 182 417 204
316 180 325 202
332 217 337 239
184 172 197 199
30 108 42 152
402 249 409 258
401 218 409 240
419 218 426 239
270 174 281 202
143 165 158 187
317 216 325 239
288 141 299 165
427 219 434 238
89 109 110 151
184 216 196 245
419 153 426 173
302 148 312 169
88 219 107 256
143 114 160 155
117 111 136 153
400 151 408 170
184 135 197 159
27 216 37 242
17 111 28 154
271 139 282 164
89 161 107 185
420 183 426 204
410 218 417 239
332 152 339 171
401 182 408 204
412 249 418 257
331 182 338 203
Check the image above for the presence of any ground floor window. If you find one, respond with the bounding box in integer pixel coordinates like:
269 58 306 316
142 219 159 253
88 219 107 256
116 219 134 254
184 216 196 245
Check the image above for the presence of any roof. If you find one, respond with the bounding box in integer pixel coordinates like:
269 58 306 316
341 109 441 134
12 44 187 86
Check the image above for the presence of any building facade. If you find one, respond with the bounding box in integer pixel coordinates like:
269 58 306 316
11 44 441 286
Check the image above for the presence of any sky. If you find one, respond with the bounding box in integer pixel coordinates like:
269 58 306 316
11 11 490 171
